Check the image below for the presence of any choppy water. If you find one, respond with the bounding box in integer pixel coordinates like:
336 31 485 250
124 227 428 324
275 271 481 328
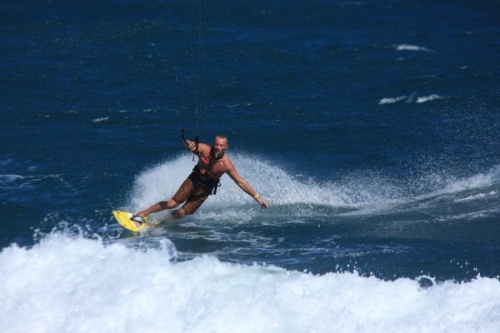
1 1 499 332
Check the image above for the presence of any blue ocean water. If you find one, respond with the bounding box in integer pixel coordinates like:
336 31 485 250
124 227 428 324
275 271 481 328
1 0 499 332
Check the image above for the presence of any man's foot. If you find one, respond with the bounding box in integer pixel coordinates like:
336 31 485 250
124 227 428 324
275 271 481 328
130 214 147 228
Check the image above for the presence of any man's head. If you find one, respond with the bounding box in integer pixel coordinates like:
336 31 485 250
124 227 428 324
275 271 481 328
212 135 228 159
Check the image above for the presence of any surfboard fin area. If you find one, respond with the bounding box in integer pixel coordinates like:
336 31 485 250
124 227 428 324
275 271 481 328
112 210 153 232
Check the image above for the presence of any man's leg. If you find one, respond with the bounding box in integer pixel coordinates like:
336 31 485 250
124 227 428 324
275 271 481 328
138 199 180 216
134 200 185 225
132 176 195 227
175 188 209 219
132 199 180 227
171 208 187 219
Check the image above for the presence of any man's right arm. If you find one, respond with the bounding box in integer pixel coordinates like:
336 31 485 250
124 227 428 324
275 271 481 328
183 140 211 155
183 139 196 152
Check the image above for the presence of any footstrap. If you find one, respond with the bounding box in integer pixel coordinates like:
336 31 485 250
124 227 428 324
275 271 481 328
131 215 147 224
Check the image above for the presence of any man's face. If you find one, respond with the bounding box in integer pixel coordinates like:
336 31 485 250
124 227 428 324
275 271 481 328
212 137 228 157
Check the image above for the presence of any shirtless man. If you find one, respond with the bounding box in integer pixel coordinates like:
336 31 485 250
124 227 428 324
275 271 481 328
131 134 268 227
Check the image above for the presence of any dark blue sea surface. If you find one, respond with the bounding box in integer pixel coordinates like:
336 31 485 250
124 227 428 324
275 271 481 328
1 1 499 332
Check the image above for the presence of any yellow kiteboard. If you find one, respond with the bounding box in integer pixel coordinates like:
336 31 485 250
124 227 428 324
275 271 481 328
112 210 153 232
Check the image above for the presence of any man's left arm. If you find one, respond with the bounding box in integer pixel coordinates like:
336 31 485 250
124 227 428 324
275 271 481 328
227 167 268 209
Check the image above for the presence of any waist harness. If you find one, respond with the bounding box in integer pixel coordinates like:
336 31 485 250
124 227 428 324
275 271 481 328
191 166 221 195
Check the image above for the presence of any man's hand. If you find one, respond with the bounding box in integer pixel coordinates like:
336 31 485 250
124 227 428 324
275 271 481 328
183 140 197 152
256 196 269 209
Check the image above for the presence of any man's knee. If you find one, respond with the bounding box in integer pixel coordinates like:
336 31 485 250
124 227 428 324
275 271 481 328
172 208 187 219
166 199 181 209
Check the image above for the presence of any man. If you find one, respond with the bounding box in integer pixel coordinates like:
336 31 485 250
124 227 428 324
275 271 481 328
130 134 268 228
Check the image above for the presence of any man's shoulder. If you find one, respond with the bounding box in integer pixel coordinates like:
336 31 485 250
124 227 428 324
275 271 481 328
222 155 235 170
200 142 211 149
198 143 211 153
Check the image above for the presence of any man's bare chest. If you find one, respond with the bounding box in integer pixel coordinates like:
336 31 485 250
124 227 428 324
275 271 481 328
208 159 227 178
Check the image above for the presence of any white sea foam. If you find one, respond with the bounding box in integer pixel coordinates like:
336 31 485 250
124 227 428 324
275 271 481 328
436 168 497 195
379 93 443 105
396 44 433 52
379 96 407 104
454 191 495 203
416 94 443 103
126 156 500 222
92 117 109 123
0 174 24 184
0 234 499 333
125 154 395 220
